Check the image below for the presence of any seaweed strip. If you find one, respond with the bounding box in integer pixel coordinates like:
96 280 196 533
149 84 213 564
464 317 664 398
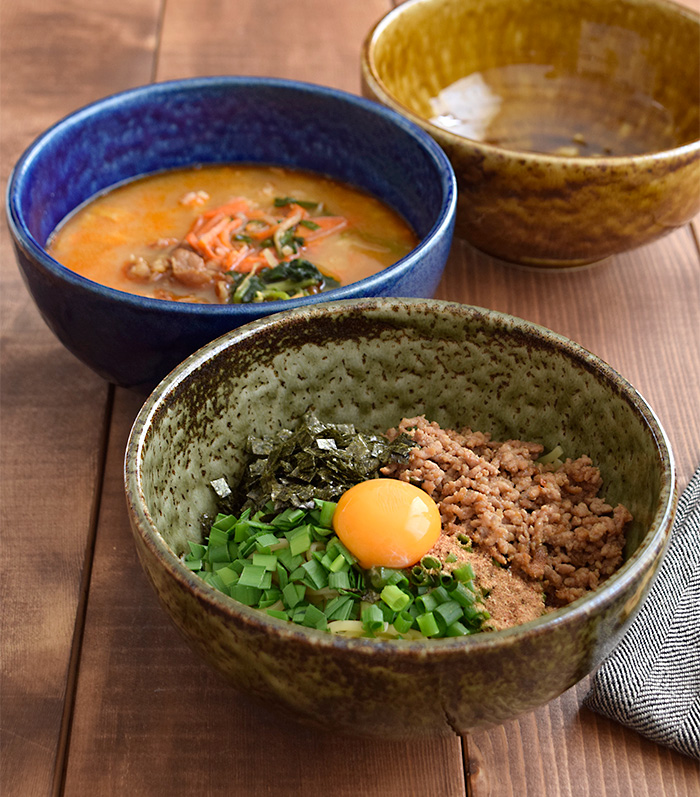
221 410 414 514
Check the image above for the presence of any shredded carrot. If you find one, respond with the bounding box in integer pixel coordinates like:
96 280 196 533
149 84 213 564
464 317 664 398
181 196 348 273
236 252 270 274
199 198 250 219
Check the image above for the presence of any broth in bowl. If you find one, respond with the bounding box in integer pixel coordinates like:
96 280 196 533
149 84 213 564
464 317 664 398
48 164 419 304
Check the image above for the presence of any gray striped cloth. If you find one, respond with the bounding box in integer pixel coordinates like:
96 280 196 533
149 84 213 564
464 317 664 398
584 464 700 760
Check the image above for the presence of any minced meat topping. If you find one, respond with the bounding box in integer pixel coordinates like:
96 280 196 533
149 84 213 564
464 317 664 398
381 416 632 609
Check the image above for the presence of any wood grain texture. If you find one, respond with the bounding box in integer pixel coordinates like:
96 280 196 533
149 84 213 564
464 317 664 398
0 1 160 795
466 680 700 797
2 0 699 794
156 0 389 89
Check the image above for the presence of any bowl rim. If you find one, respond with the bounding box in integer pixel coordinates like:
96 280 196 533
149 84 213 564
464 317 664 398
361 0 700 165
5 75 457 316
124 297 677 657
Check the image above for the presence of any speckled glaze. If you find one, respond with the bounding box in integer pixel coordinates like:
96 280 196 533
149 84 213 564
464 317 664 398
6 77 456 391
125 298 676 738
361 0 700 267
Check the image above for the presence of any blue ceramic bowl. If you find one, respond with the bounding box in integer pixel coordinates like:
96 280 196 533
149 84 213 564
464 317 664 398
6 77 456 391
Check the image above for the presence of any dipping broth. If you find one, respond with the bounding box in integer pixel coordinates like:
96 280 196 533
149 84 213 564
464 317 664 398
48 165 420 304
429 64 678 156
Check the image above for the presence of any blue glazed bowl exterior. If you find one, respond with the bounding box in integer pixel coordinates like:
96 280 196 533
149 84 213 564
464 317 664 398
6 77 456 391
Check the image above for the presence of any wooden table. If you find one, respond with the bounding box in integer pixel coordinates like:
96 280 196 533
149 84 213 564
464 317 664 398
2 1 699 794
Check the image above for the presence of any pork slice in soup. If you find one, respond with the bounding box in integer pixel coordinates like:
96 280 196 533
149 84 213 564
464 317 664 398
47 165 420 304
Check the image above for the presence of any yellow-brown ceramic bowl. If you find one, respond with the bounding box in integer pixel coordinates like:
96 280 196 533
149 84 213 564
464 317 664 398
361 0 700 268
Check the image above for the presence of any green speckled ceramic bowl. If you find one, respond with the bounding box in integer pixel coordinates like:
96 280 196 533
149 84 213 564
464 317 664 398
361 0 700 268
125 298 676 737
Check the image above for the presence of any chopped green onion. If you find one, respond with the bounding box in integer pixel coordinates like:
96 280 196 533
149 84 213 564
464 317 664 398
329 553 348 573
417 593 439 613
416 612 440 637
387 570 409 587
288 566 307 582
233 521 252 542
272 507 307 528
187 541 207 559
431 586 451 604
301 558 329 590
211 514 236 532
538 443 564 465
217 566 240 588
276 562 289 589
450 582 476 608
381 584 412 612
326 537 357 565
445 621 469 637
238 564 272 589
228 584 262 606
254 532 279 551
361 603 385 633
435 600 463 628
206 544 231 564
410 565 427 584
282 582 306 608
301 604 328 630
276 546 303 572
208 528 230 547
325 595 355 621
286 525 312 556
393 611 415 634
194 485 492 641
453 563 475 583
316 499 337 528
328 570 351 591
252 552 278 571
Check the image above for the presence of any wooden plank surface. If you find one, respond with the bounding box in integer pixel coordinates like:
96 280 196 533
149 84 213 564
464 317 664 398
2 0 699 794
0 1 160 795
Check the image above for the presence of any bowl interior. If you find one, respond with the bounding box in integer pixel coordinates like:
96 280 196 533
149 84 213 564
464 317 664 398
367 0 700 156
12 77 450 251
135 300 671 578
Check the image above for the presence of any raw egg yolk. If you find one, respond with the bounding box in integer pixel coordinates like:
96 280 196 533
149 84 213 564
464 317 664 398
332 479 441 569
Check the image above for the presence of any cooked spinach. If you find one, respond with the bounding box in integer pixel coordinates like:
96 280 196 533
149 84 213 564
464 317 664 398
228 259 339 303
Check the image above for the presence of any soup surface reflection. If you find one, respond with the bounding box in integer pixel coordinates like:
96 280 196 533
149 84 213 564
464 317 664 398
429 64 677 156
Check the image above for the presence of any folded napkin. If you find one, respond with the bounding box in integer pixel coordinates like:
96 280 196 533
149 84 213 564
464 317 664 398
584 464 700 760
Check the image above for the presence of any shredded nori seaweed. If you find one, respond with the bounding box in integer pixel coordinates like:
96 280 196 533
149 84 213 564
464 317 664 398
219 410 415 514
